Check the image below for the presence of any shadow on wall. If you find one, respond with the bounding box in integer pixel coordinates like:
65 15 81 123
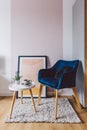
46 56 53 96
0 56 5 73
76 61 85 106
47 56 51 68
0 75 10 95
0 56 11 96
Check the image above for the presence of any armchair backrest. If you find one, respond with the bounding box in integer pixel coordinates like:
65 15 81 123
52 60 79 73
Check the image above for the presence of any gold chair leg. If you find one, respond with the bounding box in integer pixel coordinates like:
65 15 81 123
29 89 36 112
72 87 82 109
21 90 23 104
55 90 58 119
10 91 17 119
38 84 43 105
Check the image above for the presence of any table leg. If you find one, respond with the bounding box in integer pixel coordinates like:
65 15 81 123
38 84 43 105
21 91 23 104
29 89 36 112
10 91 17 119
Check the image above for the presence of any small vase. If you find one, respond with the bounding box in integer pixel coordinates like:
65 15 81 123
15 80 20 85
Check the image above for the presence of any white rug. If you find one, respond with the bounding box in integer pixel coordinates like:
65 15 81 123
5 98 81 123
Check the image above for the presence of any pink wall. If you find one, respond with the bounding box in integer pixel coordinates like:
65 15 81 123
11 0 63 75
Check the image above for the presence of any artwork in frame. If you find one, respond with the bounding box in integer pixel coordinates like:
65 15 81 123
17 56 47 97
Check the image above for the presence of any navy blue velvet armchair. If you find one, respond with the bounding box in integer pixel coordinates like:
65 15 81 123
38 60 82 119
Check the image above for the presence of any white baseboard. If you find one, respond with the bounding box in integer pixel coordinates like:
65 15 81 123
0 88 12 96
0 88 73 97
47 89 73 97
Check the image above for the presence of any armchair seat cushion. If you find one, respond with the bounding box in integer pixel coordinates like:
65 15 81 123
39 77 59 89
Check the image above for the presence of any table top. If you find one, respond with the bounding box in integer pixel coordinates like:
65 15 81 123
9 82 35 91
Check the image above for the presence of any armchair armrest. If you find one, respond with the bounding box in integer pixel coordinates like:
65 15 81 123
38 68 56 78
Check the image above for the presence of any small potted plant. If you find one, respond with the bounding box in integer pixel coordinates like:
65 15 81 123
15 71 21 84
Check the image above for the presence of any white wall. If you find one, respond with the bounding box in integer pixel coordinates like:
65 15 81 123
11 0 63 75
0 0 63 96
72 0 85 64
62 0 85 103
0 0 11 96
72 0 85 106
63 0 76 60
61 0 76 96
0 0 83 97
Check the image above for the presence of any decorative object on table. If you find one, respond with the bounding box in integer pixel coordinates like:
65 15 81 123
14 71 22 84
17 55 47 97
23 79 32 85
38 60 82 119
5 98 81 123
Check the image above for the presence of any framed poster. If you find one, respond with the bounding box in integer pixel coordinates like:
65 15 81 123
17 56 47 97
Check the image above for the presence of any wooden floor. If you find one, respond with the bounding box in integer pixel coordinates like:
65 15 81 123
0 96 87 130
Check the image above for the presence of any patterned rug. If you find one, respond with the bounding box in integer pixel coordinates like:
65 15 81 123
5 98 81 123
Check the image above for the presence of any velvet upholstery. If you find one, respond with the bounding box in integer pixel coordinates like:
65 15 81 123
38 60 79 90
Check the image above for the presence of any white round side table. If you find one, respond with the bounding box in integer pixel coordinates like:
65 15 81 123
9 82 36 119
